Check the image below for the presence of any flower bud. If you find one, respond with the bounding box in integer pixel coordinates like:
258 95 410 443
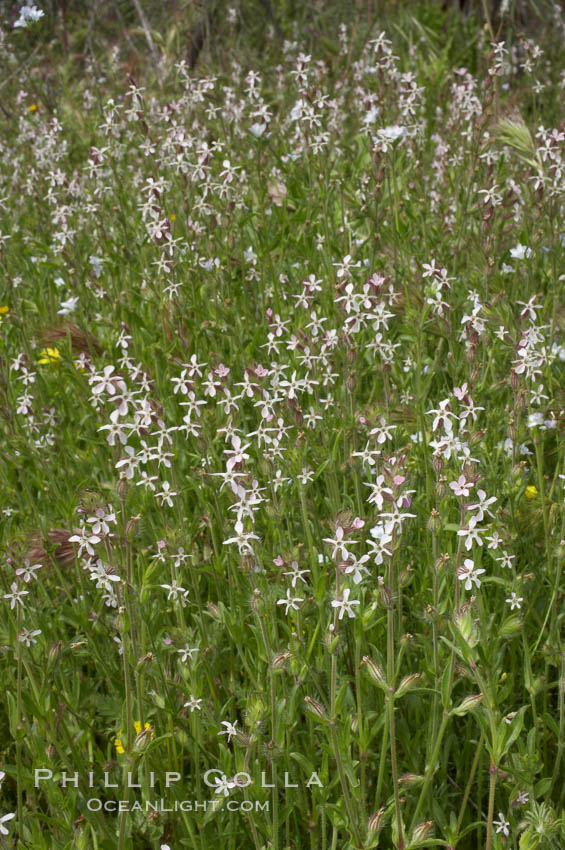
135 652 153 671
48 640 63 668
412 821 434 842
399 773 424 788
304 696 328 721
134 725 153 752
361 656 388 690
117 476 129 501
379 585 393 610
451 694 483 716
207 602 220 620
271 651 291 670
367 807 386 834
395 673 420 699
125 515 140 540
500 615 522 638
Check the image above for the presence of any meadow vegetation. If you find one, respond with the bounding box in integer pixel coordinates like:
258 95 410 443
0 2 564 848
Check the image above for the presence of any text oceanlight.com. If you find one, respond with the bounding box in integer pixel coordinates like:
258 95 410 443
86 799 269 813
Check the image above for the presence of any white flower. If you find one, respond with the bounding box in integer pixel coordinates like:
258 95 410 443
155 481 177 507
218 720 238 742
57 295 79 315
184 696 203 712
378 124 407 141
177 645 199 662
15 559 42 582
0 812 15 836
222 520 259 555
367 524 393 565
298 467 314 485
343 554 371 585
496 550 515 569
467 490 497 521
323 526 350 560
282 561 310 588
506 592 523 610
456 515 484 550
457 558 485 590
4 582 29 609
331 588 360 619
277 589 304 614
510 243 532 259
69 524 101 557
160 581 189 606
14 4 44 28
493 813 510 836
90 255 104 278
214 774 236 796
91 365 123 396
249 122 267 138
18 628 42 646
224 434 251 471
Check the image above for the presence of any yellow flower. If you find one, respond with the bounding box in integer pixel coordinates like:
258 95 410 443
28 104 38 112
170 214 176 221
0 305 9 314
38 347 61 365
525 485 538 499
114 721 153 754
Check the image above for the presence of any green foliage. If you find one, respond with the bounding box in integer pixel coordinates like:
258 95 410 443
0 2 564 850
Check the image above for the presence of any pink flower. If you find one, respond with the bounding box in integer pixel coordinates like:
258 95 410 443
450 475 473 497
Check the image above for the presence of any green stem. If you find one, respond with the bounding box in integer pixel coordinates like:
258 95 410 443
386 546 403 850
485 762 497 850
409 711 449 835
329 720 364 849
455 732 484 839
16 605 24 840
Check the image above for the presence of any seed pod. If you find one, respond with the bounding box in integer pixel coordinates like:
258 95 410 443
433 453 444 475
